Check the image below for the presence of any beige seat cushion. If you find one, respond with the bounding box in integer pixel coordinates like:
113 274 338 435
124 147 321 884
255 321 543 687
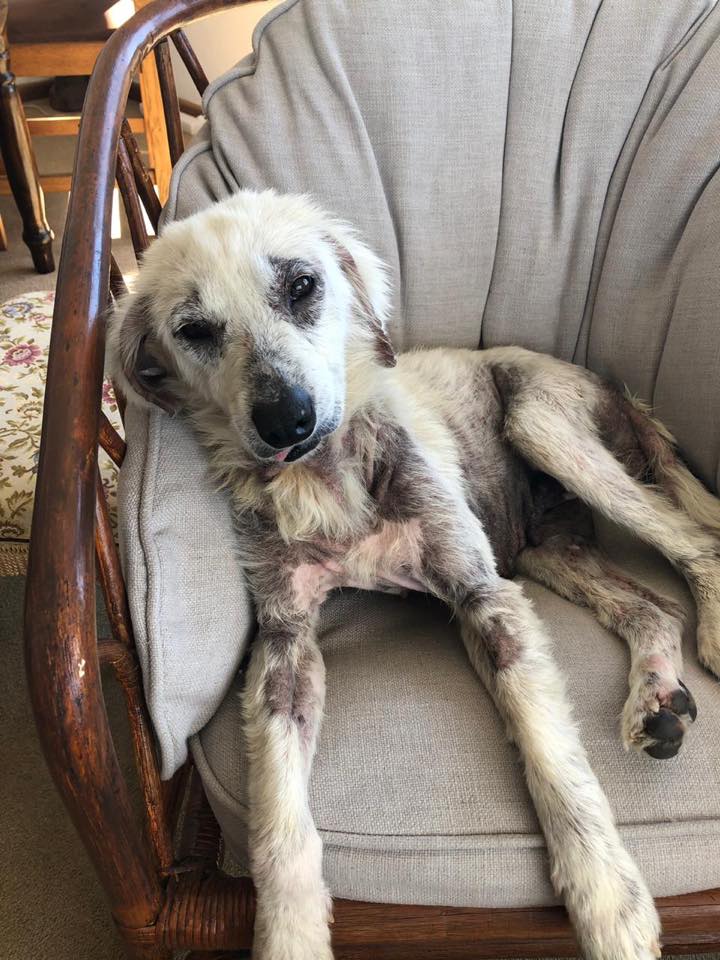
194 525 720 907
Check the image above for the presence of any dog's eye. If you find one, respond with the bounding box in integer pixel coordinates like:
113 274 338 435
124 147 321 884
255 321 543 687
289 275 315 304
176 321 214 342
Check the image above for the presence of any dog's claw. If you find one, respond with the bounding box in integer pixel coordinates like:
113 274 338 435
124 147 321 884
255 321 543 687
672 682 697 721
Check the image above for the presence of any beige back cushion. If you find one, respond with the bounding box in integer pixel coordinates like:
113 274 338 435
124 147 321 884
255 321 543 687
121 0 720 776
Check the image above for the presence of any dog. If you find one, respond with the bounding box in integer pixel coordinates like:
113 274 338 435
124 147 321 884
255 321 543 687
109 189 720 960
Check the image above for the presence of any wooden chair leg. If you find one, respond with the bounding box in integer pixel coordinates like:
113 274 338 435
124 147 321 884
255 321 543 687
120 938 173 960
0 30 54 272
0 211 7 250
138 53 173 205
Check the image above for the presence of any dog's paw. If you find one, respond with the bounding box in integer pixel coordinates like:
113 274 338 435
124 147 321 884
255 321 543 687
622 658 696 759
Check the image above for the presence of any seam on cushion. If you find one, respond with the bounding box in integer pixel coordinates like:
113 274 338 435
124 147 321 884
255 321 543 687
139 410 178 775
131 408 153 687
162 140 214 229
572 68 674 367
478 1 513 348
553 0 605 200
127 406 151 679
191 731 249 814
658 0 719 70
650 160 720 412
194 726 720 851
302 26 404 345
318 817 720 847
202 0 304 110
320 820 720 855
578 5 720 367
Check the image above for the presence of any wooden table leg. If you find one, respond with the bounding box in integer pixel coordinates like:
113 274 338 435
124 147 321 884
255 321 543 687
0 28 54 273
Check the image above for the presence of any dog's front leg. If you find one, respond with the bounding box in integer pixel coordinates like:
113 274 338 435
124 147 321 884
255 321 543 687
423 510 661 960
244 607 332 960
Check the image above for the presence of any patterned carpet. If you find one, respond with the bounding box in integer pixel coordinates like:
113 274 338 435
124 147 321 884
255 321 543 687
0 290 122 574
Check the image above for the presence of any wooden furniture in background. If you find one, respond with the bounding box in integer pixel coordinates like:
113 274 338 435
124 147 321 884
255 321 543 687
0 1 54 272
1 0 174 203
23 0 720 957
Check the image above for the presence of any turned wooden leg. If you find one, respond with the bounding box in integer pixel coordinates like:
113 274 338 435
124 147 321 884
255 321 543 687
121 940 173 960
0 29 54 272
0 211 7 250
119 927 176 960
125 943 175 960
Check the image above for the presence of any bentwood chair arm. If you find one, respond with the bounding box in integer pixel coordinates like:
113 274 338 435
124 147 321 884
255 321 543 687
22 0 252 942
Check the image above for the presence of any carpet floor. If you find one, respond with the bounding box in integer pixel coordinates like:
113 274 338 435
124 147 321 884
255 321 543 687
1 575 138 959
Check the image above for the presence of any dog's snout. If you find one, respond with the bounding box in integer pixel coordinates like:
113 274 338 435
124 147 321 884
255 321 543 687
252 385 316 449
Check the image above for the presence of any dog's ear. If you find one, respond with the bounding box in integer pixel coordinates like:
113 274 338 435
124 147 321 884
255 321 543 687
107 294 180 414
326 235 396 368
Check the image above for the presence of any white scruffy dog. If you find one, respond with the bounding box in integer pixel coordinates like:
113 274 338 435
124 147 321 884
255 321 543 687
109 189 720 960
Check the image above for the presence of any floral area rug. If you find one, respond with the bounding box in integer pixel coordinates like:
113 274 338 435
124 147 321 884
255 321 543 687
0 291 123 574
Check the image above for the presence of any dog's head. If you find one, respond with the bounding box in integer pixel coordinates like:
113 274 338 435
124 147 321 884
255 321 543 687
107 190 394 465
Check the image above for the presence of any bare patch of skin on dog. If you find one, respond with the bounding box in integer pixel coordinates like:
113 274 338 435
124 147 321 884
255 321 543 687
264 658 295 717
291 563 340 613
368 424 425 522
482 614 521 671
343 518 425 589
594 386 651 482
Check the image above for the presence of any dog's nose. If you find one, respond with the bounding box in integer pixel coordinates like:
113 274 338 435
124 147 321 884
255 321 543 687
251 385 316 449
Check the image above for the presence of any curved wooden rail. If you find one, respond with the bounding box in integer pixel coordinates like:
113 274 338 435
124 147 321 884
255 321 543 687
23 0 253 951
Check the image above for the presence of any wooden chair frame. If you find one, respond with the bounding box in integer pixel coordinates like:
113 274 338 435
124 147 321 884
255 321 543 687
23 1 720 956
3 0 174 202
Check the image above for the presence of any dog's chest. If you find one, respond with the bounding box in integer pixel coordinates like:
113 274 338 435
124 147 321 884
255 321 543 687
291 518 426 613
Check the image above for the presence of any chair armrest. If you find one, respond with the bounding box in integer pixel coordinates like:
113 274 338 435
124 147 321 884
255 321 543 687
23 0 254 933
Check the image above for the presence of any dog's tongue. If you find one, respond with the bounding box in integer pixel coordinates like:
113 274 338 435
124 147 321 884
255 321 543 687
274 448 291 462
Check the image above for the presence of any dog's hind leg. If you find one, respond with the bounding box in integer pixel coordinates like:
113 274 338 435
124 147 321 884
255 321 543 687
243 617 332 960
499 371 720 678
517 536 696 757
616 394 720 537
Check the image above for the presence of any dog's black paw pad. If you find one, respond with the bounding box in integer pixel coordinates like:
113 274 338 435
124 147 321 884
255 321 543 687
644 737 682 759
642 701 694 760
644 707 683 741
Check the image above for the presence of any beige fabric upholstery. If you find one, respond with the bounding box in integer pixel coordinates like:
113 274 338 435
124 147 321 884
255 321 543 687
194 525 720 905
117 0 720 905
